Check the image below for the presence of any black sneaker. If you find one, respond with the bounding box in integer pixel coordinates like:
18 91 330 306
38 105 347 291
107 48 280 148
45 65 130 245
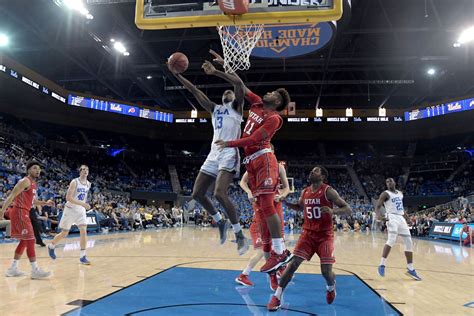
236 231 249 256
217 219 229 244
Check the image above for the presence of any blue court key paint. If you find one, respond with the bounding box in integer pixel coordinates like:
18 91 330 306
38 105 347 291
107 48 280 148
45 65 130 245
65 267 400 316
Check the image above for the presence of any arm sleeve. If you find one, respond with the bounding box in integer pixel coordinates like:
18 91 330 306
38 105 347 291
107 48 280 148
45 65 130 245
245 91 262 105
227 115 281 148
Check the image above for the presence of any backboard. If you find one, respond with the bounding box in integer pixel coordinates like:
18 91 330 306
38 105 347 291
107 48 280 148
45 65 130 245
136 0 343 30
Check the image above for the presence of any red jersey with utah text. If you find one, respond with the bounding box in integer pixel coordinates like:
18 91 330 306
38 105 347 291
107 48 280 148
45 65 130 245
301 183 334 234
235 91 283 156
12 176 37 211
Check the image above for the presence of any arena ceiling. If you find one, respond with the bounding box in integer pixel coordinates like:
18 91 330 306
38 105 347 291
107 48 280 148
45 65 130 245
1 0 474 111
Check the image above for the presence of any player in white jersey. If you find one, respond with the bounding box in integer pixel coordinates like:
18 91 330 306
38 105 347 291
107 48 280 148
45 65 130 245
171 55 249 255
48 165 92 265
375 178 421 280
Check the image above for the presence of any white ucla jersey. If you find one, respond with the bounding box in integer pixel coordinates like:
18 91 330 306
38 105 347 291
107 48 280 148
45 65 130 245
66 178 91 207
383 190 405 215
209 102 242 155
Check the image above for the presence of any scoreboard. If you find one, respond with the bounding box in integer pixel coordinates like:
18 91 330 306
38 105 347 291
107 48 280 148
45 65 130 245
405 97 474 121
68 94 173 123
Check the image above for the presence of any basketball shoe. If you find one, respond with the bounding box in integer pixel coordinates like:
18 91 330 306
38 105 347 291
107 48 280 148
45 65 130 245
235 274 254 286
377 265 385 277
217 219 229 244
326 282 336 304
267 295 281 311
80 256 91 265
260 250 292 273
47 244 56 260
406 269 421 281
5 267 25 277
236 231 249 256
31 268 51 279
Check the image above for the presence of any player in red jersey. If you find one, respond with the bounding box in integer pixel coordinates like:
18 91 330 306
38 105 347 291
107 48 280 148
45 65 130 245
235 160 290 290
0 161 55 279
215 82 291 274
267 166 352 311
460 222 473 247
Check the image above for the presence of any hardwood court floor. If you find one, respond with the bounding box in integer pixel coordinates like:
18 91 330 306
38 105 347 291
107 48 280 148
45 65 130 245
0 227 473 315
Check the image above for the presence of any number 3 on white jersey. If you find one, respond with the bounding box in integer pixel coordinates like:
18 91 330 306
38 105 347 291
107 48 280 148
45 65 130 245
244 120 255 135
306 206 321 219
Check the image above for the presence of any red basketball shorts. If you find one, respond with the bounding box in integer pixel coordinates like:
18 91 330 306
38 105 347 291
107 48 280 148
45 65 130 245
293 230 335 264
246 152 279 197
10 207 35 240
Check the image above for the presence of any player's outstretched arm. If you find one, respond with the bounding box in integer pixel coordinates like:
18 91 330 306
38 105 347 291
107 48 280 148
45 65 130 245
326 188 352 216
0 178 30 217
215 115 281 149
33 199 55 207
172 72 215 113
375 192 389 221
202 60 245 114
286 191 304 211
209 49 251 95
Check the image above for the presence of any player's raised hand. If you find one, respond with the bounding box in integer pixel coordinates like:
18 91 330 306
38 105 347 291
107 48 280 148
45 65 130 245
209 49 224 66
202 61 216 75
214 139 229 150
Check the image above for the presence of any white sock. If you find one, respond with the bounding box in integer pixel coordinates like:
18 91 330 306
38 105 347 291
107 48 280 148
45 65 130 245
326 284 335 292
80 250 86 257
212 213 223 223
232 223 242 234
48 243 55 249
11 259 19 269
407 263 414 271
380 257 386 266
275 286 283 299
243 265 252 276
272 238 286 255
31 261 38 271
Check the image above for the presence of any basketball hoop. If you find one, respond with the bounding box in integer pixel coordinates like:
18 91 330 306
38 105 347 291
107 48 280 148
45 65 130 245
217 23 264 73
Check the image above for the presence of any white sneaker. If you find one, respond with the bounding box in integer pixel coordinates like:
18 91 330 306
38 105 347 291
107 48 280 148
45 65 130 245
31 268 51 279
5 267 26 277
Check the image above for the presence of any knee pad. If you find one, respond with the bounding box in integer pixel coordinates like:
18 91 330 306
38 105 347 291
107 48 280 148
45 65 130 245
402 236 413 252
386 233 397 247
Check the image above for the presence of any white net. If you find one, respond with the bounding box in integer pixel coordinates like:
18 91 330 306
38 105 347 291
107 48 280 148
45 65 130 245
218 24 264 73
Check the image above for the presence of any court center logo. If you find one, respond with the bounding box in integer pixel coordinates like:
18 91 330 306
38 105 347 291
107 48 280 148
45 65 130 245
251 22 335 58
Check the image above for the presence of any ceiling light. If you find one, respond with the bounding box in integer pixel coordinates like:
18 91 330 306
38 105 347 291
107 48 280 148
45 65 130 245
453 42 461 48
62 0 92 19
123 51 130 56
427 68 436 76
113 41 126 54
315 108 323 117
0 34 9 47
458 26 474 44
146 75 153 80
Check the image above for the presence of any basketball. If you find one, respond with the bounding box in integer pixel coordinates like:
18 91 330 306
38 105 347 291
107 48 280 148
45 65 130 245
167 52 189 74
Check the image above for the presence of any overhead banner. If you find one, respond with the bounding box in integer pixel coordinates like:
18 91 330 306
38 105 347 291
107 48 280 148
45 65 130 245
251 22 335 58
